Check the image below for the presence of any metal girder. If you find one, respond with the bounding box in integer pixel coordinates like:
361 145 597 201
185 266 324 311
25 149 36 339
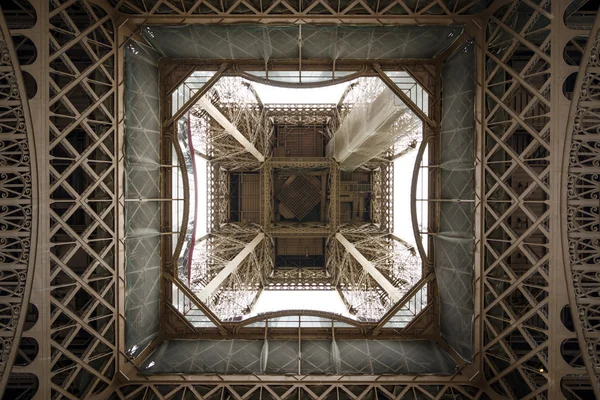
198 96 265 162
336 233 402 303
197 233 265 302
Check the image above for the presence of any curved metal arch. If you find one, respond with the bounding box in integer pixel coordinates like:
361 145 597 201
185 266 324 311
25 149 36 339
410 135 433 269
170 127 191 273
0 9 38 395
232 65 370 89
231 310 369 333
561 5 600 397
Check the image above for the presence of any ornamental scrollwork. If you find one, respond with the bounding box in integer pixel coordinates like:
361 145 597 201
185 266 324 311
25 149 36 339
565 21 600 391
0 171 32 199
0 106 26 135
0 15 36 389
570 139 600 168
0 138 29 167
568 237 600 266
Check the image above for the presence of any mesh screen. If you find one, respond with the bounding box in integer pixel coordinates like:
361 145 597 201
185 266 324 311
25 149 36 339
124 40 162 357
141 25 464 61
436 41 476 362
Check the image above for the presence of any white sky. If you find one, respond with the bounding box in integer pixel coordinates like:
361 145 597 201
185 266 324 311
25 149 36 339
194 154 208 238
393 150 418 246
252 82 350 104
251 290 351 317
393 144 428 251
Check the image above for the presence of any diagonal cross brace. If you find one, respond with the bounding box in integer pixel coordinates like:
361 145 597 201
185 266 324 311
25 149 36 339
336 233 402 302
197 233 265 302
197 96 265 162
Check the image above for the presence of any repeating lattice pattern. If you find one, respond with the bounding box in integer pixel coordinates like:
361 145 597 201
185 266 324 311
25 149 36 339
107 0 490 16
109 383 488 400
0 10 37 392
136 338 455 374
47 0 117 397
483 0 552 397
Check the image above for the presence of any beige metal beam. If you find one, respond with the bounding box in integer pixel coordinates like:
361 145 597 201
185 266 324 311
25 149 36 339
336 233 402 302
197 96 265 162
197 233 265 302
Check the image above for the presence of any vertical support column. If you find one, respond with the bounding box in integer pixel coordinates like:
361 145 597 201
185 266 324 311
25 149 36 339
472 18 486 385
29 2 50 397
549 1 577 397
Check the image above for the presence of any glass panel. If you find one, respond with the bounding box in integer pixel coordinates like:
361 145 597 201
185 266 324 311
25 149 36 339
384 71 429 115
172 71 215 115
251 291 351 317
383 283 428 328
246 70 356 85
252 79 353 104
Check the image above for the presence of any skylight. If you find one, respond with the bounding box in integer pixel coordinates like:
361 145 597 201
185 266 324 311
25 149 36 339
252 80 352 104
178 73 427 324
251 291 351 317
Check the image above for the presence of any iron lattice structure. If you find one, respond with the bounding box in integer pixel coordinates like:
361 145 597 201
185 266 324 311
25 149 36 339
0 1 598 400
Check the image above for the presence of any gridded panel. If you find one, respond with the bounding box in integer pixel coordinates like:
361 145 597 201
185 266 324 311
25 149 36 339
265 340 299 374
368 340 452 374
440 169 474 200
440 202 474 234
125 236 160 355
140 340 264 374
300 340 334 374
277 175 321 221
437 41 476 362
141 25 465 61
124 40 162 357
434 236 473 361
137 339 456 375
227 340 264 373
336 340 456 374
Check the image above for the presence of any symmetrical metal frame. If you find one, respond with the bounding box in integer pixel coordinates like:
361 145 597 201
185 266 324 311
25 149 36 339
0 0 598 399
161 63 443 327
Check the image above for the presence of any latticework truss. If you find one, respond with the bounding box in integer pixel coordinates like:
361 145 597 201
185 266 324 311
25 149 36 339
106 0 491 23
1 0 599 399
